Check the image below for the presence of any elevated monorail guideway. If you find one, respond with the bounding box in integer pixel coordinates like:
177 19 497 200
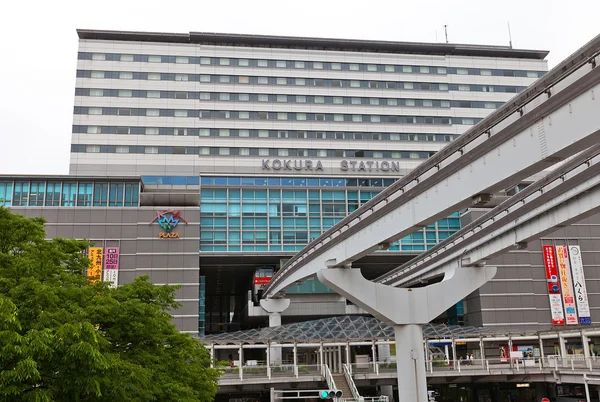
264 34 600 299
261 34 600 402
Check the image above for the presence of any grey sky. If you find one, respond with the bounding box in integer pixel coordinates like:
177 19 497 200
1 0 598 175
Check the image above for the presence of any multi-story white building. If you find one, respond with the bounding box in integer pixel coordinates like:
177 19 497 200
70 30 547 178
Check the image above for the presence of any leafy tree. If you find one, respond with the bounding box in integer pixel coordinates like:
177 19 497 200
0 207 219 401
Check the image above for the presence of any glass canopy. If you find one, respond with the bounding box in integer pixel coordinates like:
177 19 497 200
202 315 517 344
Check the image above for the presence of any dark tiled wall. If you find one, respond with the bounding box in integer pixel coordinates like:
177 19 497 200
11 207 200 334
463 210 600 330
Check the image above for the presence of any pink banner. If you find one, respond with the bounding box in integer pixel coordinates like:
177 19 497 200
103 247 119 288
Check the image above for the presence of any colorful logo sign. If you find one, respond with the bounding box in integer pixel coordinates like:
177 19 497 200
150 210 188 238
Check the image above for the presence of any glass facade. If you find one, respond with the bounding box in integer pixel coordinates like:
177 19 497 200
200 176 460 252
0 179 140 207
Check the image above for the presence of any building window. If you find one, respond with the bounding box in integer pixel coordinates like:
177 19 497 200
90 89 103 97
86 145 101 153
175 74 189 81
61 183 77 206
457 68 469 75
91 71 104 79
145 146 159 154
146 128 159 135
120 54 134 62
148 55 161 63
174 110 188 117
109 183 124 206
200 57 211 65
147 91 160 98
146 109 160 117
148 72 161 80
176 56 189 64
116 146 129 153
93 183 108 206
118 89 132 97
119 72 133 79
91 53 106 61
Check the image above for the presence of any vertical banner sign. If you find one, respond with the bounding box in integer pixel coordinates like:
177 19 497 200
556 246 578 324
568 245 592 324
103 247 120 289
542 245 565 325
88 247 103 283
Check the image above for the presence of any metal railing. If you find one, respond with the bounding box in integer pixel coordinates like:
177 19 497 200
323 364 337 392
343 364 362 402
263 33 600 298
219 363 322 381
219 356 600 384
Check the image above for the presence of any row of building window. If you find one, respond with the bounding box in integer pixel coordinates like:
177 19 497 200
142 175 397 187
78 52 545 78
73 107 481 125
73 126 459 143
76 70 527 93
72 144 435 159
198 188 461 252
0 181 139 207
74 88 505 110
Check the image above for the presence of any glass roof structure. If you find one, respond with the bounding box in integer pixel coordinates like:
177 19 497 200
203 315 513 344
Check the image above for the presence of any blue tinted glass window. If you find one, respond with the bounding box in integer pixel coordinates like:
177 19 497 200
267 178 281 186
77 183 93 206
227 177 241 185
45 182 60 206
124 183 139 207
201 177 214 185
187 176 199 185
109 183 124 207
93 183 108 206
61 183 77 206
13 182 29 206
214 177 227 185
29 182 45 206
281 178 294 186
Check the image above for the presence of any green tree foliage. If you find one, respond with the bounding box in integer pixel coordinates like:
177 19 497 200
0 207 219 401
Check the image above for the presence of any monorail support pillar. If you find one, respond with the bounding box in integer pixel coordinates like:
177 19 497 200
261 298 291 365
318 262 496 402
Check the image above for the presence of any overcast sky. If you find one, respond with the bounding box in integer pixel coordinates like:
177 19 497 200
1 0 598 175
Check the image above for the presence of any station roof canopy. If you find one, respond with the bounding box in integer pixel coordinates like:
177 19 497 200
203 315 516 344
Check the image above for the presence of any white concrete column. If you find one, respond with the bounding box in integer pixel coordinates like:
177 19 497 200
260 299 291 366
582 332 592 369
451 338 457 369
371 341 377 365
266 344 271 379
337 346 342 373
559 333 568 367
319 343 324 367
239 345 244 380
293 343 298 378
210 345 214 368
345 342 351 373
444 344 450 364
394 324 427 402
479 337 485 368
508 336 513 368
538 335 545 362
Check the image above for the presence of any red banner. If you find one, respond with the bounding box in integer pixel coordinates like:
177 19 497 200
543 245 565 325
254 277 272 285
